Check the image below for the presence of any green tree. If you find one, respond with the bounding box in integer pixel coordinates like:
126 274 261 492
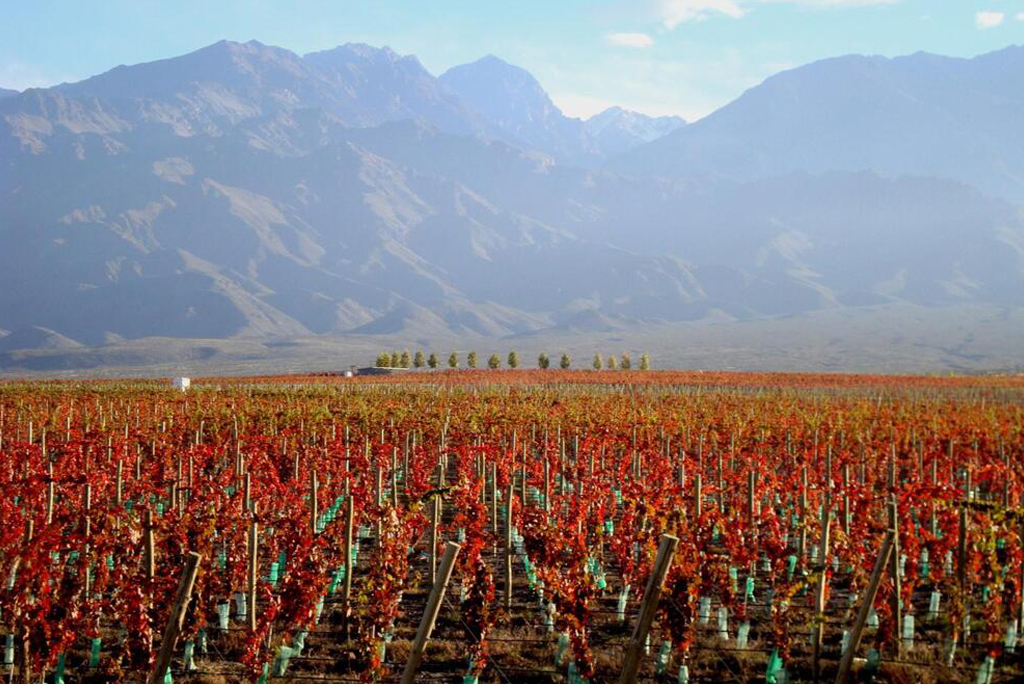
448 352 459 369
390 352 401 368
427 353 439 369
376 352 390 367
592 353 602 370
487 353 500 369
620 353 632 370
399 349 411 368
639 353 651 370
560 353 571 369
606 355 618 370
507 350 519 369
413 350 426 368
538 352 550 369
467 351 478 368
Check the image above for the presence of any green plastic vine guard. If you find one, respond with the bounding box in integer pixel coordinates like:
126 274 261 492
234 592 247 620
183 640 196 672
865 649 880 676
616 585 631 621
273 645 295 676
555 632 569 665
89 637 101 668
766 647 782 683
217 602 230 630
678 664 690 684
656 640 671 674
4 635 15 666
737 621 750 649
327 566 344 594
54 653 65 684
698 596 711 624
976 655 995 684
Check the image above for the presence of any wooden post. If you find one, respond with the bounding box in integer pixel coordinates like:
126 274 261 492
491 461 499 535
957 505 968 592
689 471 701 519
391 447 399 509
375 466 383 540
148 552 202 684
116 459 124 506
247 504 259 632
842 463 850 536
83 483 93 596
521 447 528 503
1019 516 1024 628
834 531 895 684
400 542 461 684
618 534 679 684
343 495 354 633
888 496 902 656
747 469 756 523
46 461 55 525
145 509 156 580
505 477 514 609
799 465 808 566
430 494 440 585
310 470 318 538
544 457 551 514
716 450 724 513
813 490 832 680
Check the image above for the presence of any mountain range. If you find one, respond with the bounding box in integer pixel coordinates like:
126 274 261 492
1 40 1022 370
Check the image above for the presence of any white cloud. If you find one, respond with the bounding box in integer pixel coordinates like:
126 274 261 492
656 0 899 27
975 11 1004 29
1017 13 1024 22
658 0 745 28
607 32 655 48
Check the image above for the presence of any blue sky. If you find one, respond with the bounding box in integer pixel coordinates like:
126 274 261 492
2 0 1022 121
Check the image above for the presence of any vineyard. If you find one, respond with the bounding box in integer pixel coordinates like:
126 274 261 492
2 370 1024 684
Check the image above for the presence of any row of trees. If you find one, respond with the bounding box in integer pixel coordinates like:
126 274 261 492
373 350 651 370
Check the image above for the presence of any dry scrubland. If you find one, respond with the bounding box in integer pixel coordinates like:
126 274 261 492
2 370 1024 683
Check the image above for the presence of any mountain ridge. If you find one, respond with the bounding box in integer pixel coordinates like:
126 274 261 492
1 40 1022 363
613 44 1024 201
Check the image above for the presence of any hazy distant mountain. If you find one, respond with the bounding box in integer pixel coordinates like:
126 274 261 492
439 55 600 164
1 40 1022 356
0 327 83 352
303 43 487 135
0 87 17 99
585 107 685 156
615 46 1024 202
